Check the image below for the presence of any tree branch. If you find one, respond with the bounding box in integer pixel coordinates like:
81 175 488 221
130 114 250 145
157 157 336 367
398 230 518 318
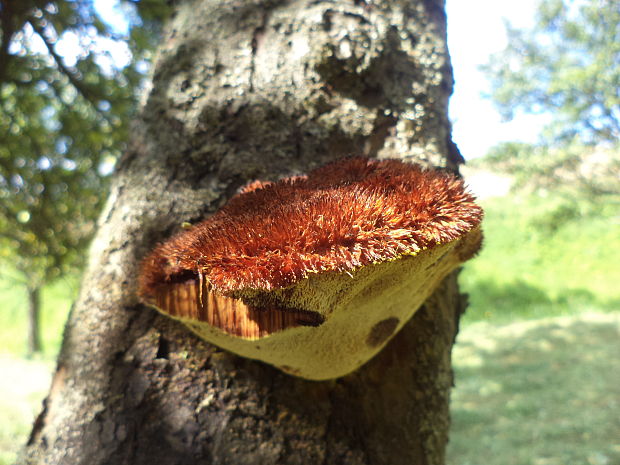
27 16 113 124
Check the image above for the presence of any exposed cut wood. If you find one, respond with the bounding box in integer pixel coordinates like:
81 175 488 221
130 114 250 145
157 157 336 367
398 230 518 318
153 280 323 339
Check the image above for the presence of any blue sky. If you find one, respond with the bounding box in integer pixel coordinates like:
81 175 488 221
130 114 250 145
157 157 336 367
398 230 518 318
93 0 544 160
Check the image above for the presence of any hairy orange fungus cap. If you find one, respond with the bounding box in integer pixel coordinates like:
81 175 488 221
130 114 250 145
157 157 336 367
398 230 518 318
139 157 483 379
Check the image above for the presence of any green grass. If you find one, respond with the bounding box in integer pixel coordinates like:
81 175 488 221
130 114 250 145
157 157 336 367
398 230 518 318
447 312 620 465
460 193 620 323
447 191 620 464
0 271 76 464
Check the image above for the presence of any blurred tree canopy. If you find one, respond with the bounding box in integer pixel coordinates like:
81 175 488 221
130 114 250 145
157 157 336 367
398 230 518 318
0 0 168 352
480 0 619 203
483 0 619 146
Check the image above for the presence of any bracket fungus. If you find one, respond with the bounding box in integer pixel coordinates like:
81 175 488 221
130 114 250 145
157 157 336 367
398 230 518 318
138 157 483 380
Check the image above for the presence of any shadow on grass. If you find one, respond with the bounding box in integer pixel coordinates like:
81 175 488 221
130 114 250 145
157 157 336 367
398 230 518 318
448 313 620 465
462 279 620 322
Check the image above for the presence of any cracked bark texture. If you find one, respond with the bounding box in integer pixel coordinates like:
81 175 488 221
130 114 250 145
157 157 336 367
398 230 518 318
22 0 466 464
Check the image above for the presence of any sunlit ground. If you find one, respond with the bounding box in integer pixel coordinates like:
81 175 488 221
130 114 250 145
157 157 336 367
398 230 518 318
448 312 620 465
0 356 52 465
1 312 618 464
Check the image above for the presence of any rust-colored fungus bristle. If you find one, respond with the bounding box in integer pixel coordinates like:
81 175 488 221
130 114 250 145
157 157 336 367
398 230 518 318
138 157 483 378
139 157 482 296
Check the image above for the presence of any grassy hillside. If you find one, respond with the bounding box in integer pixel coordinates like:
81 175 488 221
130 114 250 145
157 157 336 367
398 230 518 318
460 192 620 324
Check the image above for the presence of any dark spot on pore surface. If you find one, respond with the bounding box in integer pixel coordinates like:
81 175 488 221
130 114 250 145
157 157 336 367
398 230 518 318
366 317 400 348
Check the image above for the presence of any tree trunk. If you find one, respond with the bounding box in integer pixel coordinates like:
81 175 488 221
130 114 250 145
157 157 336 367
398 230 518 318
26 285 42 355
23 0 466 464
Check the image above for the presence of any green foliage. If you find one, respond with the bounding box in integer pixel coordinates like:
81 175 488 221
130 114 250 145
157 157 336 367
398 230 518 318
482 0 620 145
0 1 168 288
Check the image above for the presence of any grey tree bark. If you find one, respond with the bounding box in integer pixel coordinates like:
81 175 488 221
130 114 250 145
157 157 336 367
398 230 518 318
23 0 467 463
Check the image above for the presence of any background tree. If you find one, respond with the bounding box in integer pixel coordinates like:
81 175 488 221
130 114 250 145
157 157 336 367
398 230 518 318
479 0 619 213
482 0 619 145
22 0 468 464
0 0 166 354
